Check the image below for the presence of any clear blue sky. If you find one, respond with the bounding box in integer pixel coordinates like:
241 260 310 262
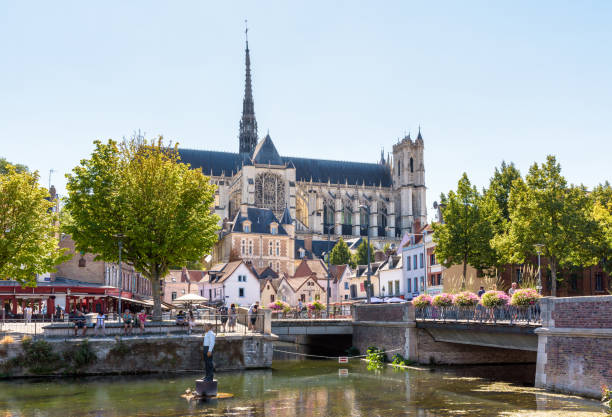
1 1 610 219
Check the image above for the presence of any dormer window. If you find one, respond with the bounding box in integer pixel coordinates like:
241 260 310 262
270 221 278 235
299 248 306 259
243 220 252 233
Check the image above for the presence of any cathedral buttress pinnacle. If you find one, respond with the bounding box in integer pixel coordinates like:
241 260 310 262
239 22 258 156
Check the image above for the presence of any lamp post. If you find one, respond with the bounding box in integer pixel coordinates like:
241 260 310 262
113 234 124 319
358 205 372 304
315 208 334 317
534 244 545 294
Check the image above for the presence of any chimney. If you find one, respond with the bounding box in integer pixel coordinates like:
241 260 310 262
240 203 249 218
304 235 313 254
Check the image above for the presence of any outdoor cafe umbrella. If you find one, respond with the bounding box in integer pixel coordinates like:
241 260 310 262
385 297 406 303
172 294 208 304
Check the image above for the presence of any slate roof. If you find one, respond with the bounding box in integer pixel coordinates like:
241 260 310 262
178 148 250 177
280 207 292 225
231 208 287 235
252 134 283 165
178 141 392 187
294 239 337 259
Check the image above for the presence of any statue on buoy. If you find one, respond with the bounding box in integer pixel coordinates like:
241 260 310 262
195 322 217 397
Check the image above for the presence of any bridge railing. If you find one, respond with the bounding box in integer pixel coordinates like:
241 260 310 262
415 302 541 325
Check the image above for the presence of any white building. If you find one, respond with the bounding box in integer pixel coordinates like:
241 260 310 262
202 261 260 307
379 255 403 298
425 226 443 295
402 238 427 300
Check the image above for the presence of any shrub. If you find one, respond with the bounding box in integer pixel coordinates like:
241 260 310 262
453 291 479 307
366 346 385 371
480 290 510 308
510 288 541 307
391 353 415 367
432 293 454 308
20 338 61 375
69 340 97 369
307 301 325 311
412 294 432 308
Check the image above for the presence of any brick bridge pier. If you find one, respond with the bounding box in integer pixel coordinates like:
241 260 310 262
351 296 612 398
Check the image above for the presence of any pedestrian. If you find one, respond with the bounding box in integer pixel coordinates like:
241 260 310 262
249 303 259 332
508 282 518 296
202 322 215 382
228 304 237 332
138 310 147 335
218 304 228 333
188 310 196 335
477 286 485 298
298 300 303 316
95 311 106 336
123 309 133 335
24 304 32 324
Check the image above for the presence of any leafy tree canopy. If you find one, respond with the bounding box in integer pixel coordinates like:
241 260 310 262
501 155 598 295
330 237 351 265
0 157 28 175
64 137 220 318
352 239 375 266
432 173 498 289
486 161 521 224
0 165 69 286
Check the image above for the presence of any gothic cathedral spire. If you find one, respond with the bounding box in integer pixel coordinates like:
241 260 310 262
239 22 258 156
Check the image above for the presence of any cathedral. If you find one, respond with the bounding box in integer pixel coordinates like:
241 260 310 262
179 36 427 269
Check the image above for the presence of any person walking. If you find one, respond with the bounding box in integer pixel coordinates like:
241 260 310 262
203 322 215 382
228 304 237 333
477 286 485 298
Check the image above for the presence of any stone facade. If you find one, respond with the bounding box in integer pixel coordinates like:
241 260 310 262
0 335 274 377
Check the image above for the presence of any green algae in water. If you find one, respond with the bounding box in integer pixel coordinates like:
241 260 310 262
0 360 606 416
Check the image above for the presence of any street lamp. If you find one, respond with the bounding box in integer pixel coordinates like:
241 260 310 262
358 205 372 304
113 234 124 319
534 244 545 294
314 208 334 316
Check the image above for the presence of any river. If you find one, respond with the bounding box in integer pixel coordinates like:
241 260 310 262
0 359 606 416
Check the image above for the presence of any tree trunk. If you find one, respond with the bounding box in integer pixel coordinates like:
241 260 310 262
151 269 163 321
550 259 557 297
461 258 467 291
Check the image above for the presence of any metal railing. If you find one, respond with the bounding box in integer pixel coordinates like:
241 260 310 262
415 303 541 325
272 304 353 319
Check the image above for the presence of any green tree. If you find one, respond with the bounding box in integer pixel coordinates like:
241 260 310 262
0 165 69 285
352 239 375 266
591 200 612 276
330 237 351 265
64 137 220 319
0 157 28 174
486 161 522 223
502 156 598 296
432 173 497 290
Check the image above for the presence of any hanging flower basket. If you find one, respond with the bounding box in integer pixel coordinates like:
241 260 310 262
480 291 510 308
453 291 479 307
510 289 541 307
432 293 454 308
412 294 432 309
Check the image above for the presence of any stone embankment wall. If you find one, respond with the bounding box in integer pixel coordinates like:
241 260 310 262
0 334 273 378
352 303 535 365
535 296 612 398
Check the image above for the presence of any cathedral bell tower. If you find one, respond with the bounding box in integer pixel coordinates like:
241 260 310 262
239 24 258 156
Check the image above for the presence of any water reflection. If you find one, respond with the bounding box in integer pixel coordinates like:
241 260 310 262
0 360 605 416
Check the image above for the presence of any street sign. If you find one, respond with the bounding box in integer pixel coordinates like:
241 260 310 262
338 357 348 364
338 369 349 376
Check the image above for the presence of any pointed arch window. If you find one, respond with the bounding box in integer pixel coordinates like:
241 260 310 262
255 172 286 218
410 157 414 173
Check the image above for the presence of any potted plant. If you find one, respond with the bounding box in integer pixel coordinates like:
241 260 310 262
510 288 541 307
308 301 325 318
412 294 432 309
480 291 510 308
432 293 454 321
268 301 290 318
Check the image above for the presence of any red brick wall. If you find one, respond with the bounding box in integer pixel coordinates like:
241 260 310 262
551 298 612 329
